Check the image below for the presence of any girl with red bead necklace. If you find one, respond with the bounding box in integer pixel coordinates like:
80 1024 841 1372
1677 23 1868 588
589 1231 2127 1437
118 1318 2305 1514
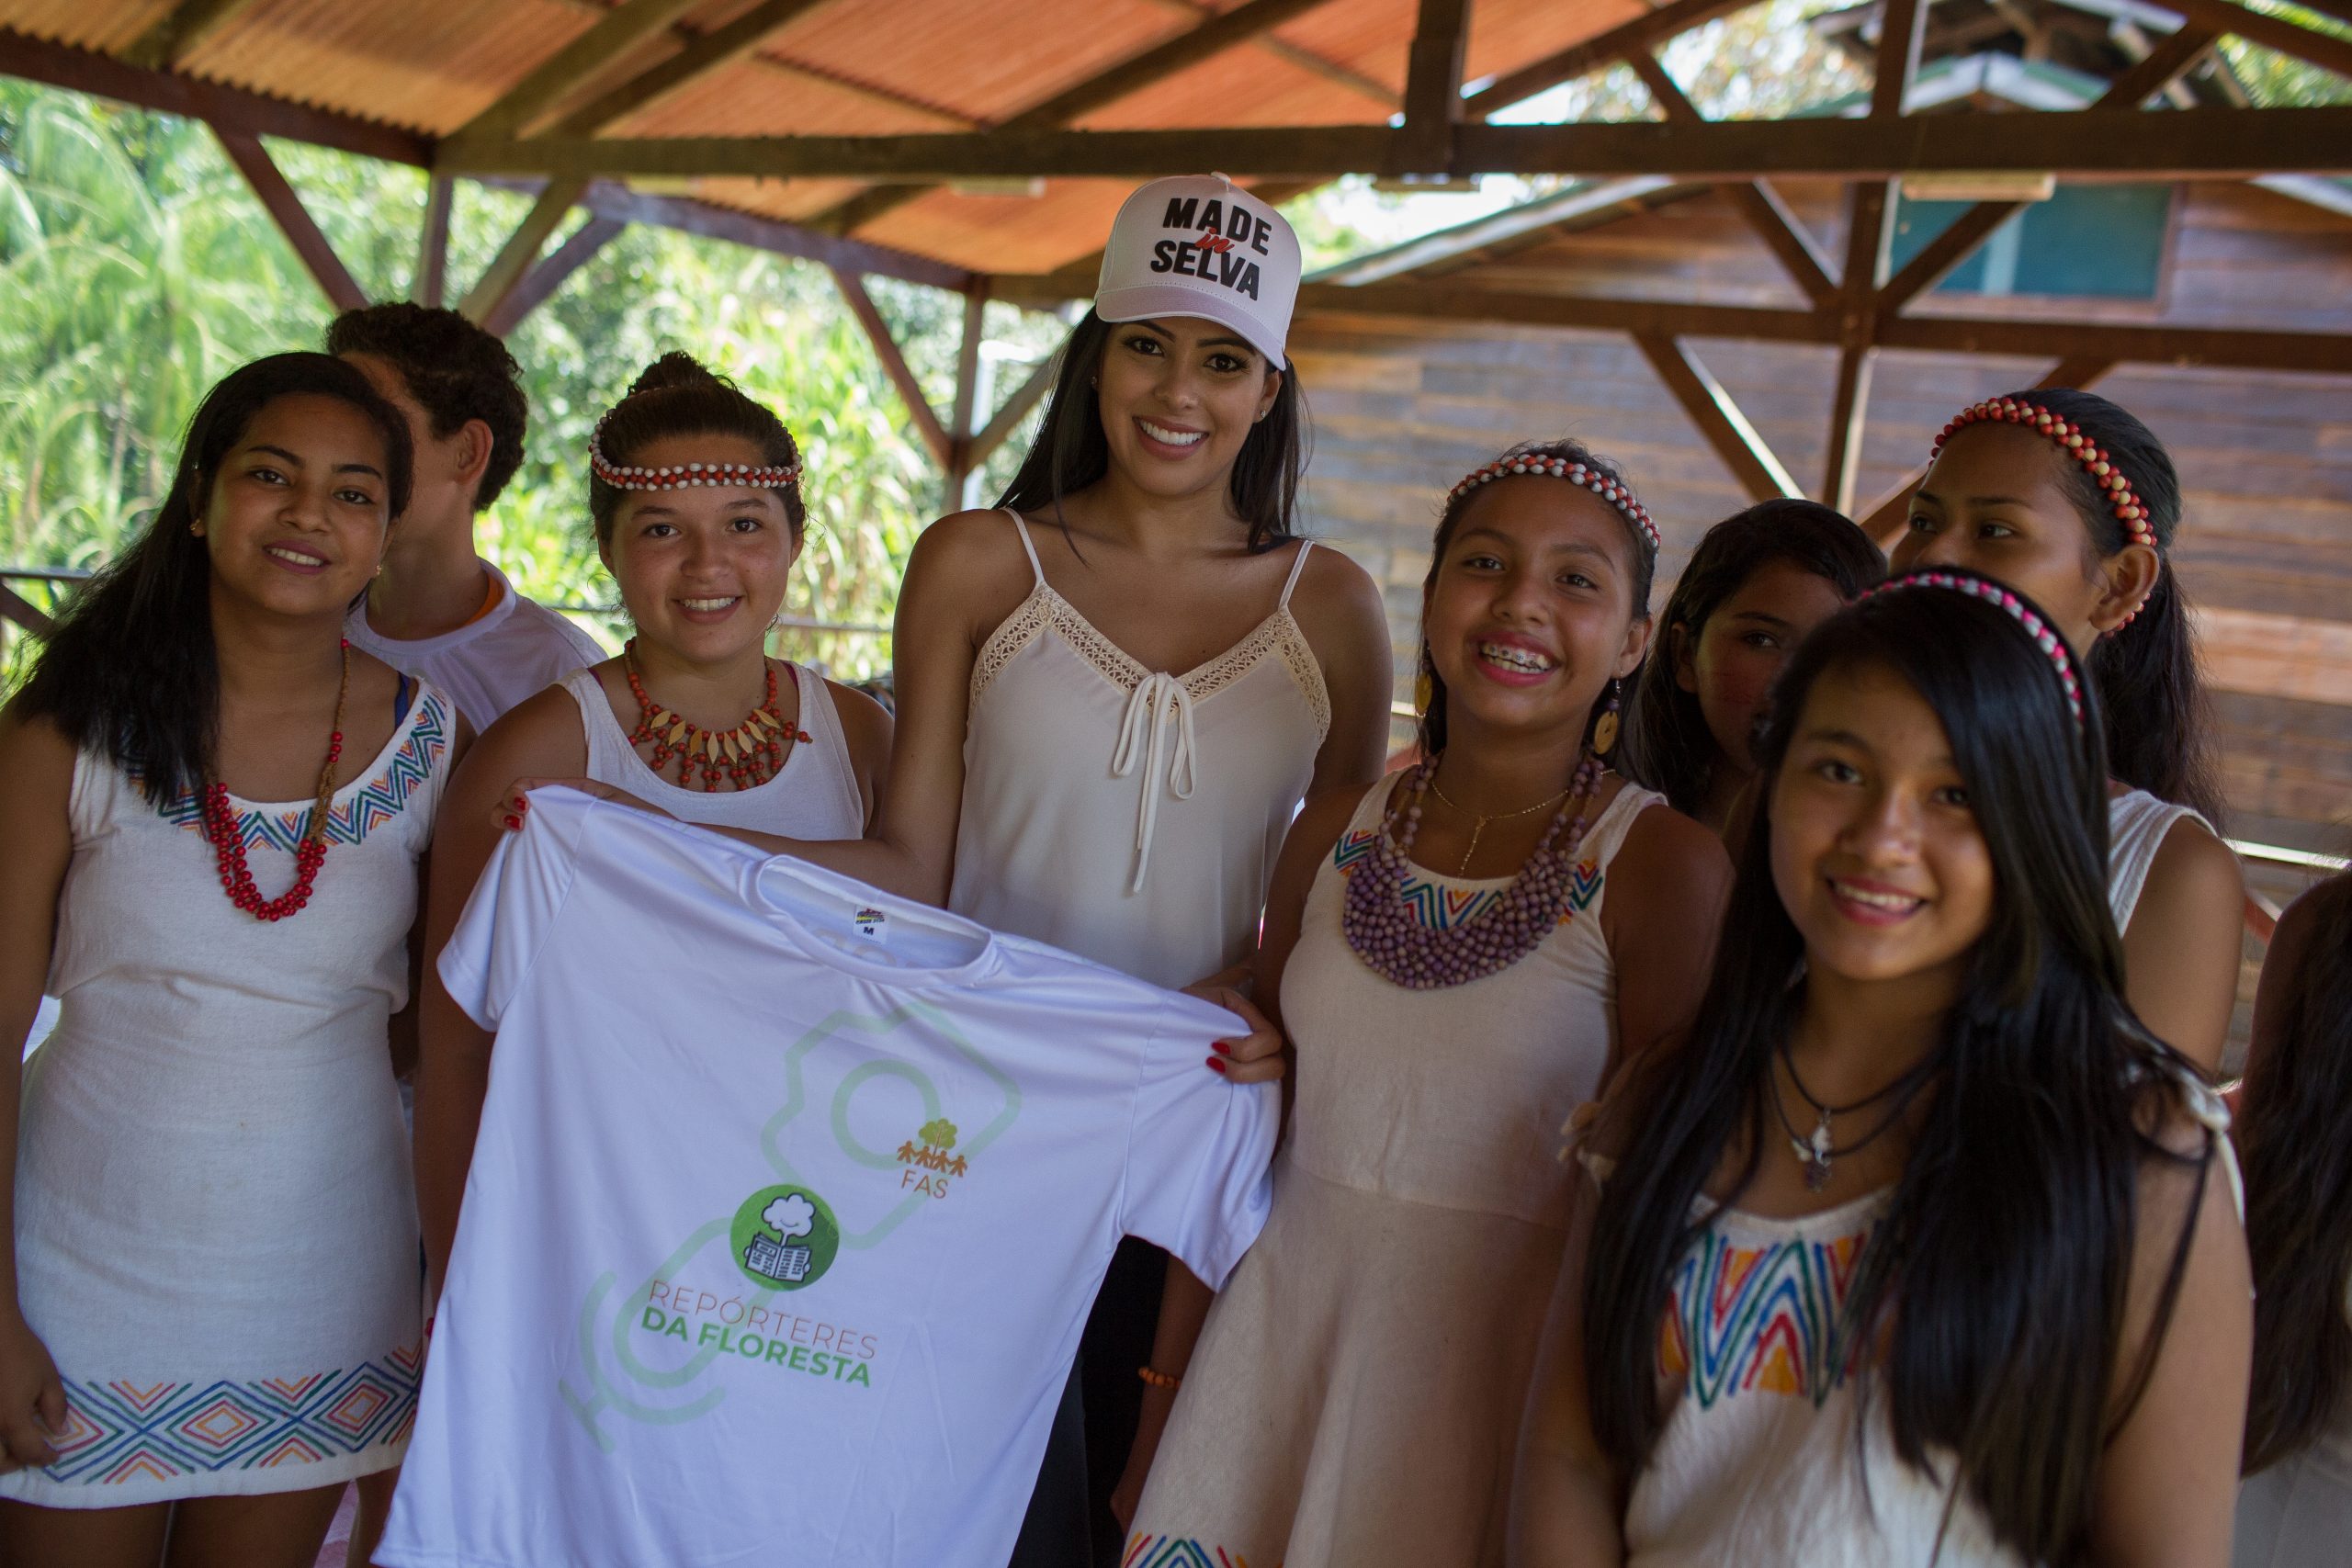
1119 439 1731 1565
1894 388 2244 1074
415 352 891 1292
0 354 469 1566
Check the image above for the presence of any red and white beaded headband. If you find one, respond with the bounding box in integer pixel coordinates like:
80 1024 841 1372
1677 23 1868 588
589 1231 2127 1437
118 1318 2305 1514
1862 570 2086 729
1447 454 1660 552
589 416 801 493
1931 398 2154 555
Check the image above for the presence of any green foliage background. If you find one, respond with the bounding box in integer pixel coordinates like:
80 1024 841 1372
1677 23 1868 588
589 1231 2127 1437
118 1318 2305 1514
0 80 1066 682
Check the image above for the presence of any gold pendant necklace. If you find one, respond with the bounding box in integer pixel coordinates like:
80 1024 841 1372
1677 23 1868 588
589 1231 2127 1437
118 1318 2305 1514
1426 773 1573 875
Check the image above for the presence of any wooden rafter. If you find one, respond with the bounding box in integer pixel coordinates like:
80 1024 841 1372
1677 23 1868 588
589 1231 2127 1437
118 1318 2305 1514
832 269 951 465
802 0 1345 236
453 0 711 141
458 176 590 325
548 0 835 137
1877 26 2220 315
434 103 2352 182
0 28 428 165
1462 0 1755 116
212 126 368 311
415 174 454 308
1856 355 2116 541
970 353 1062 468
124 0 264 72
482 216 627 336
945 283 989 498
2165 0 2352 82
1400 0 1472 173
0 582 55 638
1634 333 1802 502
1626 53 1836 304
1137 0 1396 107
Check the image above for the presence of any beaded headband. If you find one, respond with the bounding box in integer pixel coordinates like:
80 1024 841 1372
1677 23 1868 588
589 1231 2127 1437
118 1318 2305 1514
1447 454 1660 552
1861 569 2086 729
589 415 801 493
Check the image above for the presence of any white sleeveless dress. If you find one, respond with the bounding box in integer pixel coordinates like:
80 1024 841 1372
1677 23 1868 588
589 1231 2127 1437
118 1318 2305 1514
2 685 456 1506
1126 777 1664 1567
948 510 1329 992
560 661 864 839
2109 787 2217 931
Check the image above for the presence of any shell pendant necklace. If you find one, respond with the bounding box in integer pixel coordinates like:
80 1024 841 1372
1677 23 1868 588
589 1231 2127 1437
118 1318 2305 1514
1770 1035 1938 1191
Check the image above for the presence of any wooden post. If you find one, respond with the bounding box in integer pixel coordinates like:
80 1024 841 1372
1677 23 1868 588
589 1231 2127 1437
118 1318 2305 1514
831 268 951 467
211 126 368 311
944 283 989 510
416 174 454 308
1399 0 1471 175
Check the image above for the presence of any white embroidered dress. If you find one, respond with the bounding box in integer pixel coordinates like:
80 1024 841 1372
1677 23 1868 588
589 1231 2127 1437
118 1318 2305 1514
1 685 454 1506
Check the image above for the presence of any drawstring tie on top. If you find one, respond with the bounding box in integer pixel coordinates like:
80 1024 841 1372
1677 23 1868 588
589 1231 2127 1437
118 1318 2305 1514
1111 671 1197 895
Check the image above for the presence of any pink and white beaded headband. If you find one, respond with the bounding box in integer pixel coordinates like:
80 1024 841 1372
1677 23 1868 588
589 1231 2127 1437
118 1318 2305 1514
589 416 801 493
1932 398 2154 555
1862 570 2086 729
1447 454 1660 552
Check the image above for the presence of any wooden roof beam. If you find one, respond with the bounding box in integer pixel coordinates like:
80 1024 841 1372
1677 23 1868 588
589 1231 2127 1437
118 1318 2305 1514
1634 333 1804 502
211 126 368 311
1136 0 1396 107
1461 0 1757 118
482 215 628 336
1875 24 2219 315
454 0 712 141
803 0 1346 237
0 28 429 165
124 0 265 72
1400 0 1472 174
459 175 590 324
831 268 952 465
2162 0 2352 83
1626 53 1836 304
548 0 838 137
435 104 2352 181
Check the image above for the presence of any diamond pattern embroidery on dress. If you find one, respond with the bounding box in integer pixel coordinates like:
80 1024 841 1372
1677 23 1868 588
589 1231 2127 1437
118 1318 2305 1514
158 690 450 852
38 1345 421 1486
1658 1225 1873 1409
1123 1535 1274 1568
1334 829 1602 931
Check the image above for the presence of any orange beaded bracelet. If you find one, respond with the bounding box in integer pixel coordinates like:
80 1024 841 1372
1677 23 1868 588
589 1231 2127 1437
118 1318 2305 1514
1136 1365 1183 1390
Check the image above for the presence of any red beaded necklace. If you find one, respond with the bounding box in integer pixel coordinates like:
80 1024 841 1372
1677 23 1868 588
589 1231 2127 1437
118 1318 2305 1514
623 639 811 792
199 638 349 922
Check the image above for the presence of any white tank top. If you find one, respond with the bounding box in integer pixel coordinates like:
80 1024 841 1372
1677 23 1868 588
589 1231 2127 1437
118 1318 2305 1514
562 662 865 839
947 511 1329 990
2109 787 2216 931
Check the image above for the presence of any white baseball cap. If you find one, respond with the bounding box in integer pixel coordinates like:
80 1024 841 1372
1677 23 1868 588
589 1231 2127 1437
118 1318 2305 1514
1095 174 1301 367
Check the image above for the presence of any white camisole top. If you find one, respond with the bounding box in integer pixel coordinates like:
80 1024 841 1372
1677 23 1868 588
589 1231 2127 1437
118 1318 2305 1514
2108 787 2218 931
562 662 865 839
948 510 1330 990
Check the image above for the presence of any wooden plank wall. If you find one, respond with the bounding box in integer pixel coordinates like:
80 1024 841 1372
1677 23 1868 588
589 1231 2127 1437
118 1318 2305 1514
1290 179 2352 874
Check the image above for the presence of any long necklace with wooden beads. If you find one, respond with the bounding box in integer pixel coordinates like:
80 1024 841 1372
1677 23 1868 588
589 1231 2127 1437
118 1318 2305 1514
1341 750 1603 990
1425 772 1573 876
623 638 811 792
199 638 348 922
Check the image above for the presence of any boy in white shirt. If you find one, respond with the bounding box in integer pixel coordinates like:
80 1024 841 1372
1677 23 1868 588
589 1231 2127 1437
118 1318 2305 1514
329 304 605 728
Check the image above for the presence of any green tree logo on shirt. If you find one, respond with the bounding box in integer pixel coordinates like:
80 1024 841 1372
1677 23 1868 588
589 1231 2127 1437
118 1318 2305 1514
730 1184 840 1291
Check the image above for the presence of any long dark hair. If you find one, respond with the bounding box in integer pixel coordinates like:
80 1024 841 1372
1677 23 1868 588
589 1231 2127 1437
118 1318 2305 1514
2238 870 2352 1472
1620 499 1884 815
1414 438 1657 757
17 353 413 804
590 352 805 547
993 309 1305 553
1581 569 2212 1562
1997 387 2221 824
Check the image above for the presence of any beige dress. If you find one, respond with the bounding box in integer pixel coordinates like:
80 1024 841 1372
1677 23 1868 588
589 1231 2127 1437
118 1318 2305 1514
1125 777 1662 1566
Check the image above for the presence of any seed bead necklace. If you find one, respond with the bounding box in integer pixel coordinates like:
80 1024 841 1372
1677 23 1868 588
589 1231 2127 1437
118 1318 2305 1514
1342 750 1604 990
1425 772 1573 876
199 638 348 922
1770 1034 1939 1190
623 638 812 793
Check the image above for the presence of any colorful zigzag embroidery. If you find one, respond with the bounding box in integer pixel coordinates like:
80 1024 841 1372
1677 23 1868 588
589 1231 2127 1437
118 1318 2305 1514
36 1343 421 1488
1333 829 1601 931
1124 1536 1274 1568
1658 1224 1873 1409
157 690 449 852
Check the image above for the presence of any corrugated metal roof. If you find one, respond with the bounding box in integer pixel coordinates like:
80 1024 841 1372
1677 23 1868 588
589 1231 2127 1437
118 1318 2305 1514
0 0 1662 272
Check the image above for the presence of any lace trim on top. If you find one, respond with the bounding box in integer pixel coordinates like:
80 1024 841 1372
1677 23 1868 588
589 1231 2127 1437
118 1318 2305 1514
968 582 1331 742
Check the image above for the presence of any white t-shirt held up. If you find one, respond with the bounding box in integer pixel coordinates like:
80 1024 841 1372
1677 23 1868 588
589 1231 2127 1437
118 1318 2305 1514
379 790 1277 1568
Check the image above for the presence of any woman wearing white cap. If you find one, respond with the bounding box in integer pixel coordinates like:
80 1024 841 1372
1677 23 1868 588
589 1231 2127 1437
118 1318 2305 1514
494 174 1393 1566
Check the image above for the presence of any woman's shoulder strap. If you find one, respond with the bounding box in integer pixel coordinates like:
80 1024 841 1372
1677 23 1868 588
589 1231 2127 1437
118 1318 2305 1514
1277 536 1316 608
1000 507 1045 586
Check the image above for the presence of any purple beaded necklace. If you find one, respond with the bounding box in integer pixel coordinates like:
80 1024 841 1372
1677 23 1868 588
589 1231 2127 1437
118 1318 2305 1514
1342 751 1606 990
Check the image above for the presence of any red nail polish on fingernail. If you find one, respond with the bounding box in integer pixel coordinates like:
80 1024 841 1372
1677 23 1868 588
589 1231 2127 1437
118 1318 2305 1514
1205 1057 1227 1074
503 815 521 830
1211 1040 1233 1056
